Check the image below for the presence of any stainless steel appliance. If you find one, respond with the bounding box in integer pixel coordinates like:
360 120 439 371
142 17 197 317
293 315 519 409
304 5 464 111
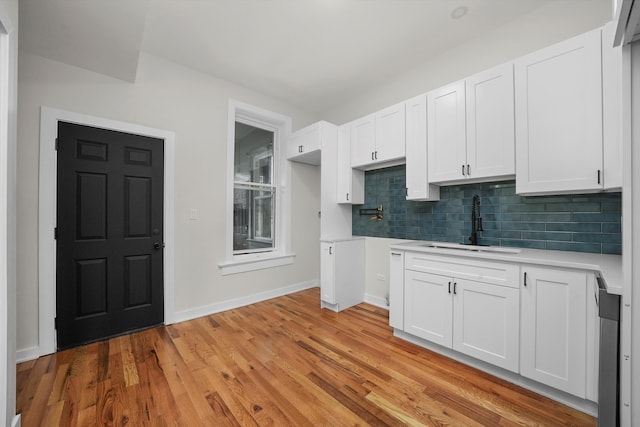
597 276 621 427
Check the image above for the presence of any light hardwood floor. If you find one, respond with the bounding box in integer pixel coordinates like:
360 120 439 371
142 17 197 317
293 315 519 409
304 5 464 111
16 288 595 426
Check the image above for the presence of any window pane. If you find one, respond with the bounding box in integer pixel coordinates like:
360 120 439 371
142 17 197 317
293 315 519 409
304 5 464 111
233 185 275 252
235 122 273 184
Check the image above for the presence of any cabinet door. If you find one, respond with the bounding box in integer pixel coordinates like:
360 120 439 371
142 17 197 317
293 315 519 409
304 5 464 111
520 266 588 397
375 102 406 163
320 242 336 304
427 81 467 183
389 251 404 329
515 29 603 195
466 63 515 180
405 94 440 201
404 271 453 347
350 114 376 168
452 278 519 372
336 124 364 204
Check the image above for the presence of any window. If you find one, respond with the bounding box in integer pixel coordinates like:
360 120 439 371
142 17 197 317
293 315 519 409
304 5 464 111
220 100 294 275
233 123 275 252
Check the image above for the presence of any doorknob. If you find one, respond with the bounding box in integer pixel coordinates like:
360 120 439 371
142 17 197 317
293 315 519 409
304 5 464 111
153 242 164 250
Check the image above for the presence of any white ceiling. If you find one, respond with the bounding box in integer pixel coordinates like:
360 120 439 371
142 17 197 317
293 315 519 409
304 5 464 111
19 0 609 113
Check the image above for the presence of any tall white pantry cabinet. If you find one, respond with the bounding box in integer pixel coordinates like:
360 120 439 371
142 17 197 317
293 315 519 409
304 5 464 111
287 121 366 312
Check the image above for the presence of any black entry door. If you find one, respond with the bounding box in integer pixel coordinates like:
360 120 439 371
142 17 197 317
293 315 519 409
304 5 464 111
56 121 164 349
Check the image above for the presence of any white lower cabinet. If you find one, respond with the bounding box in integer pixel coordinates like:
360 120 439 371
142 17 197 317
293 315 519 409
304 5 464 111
404 270 454 347
520 265 590 398
391 249 600 402
320 238 365 312
452 278 519 372
404 270 519 372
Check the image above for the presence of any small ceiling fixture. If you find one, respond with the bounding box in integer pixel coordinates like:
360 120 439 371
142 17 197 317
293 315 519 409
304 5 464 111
451 5 468 19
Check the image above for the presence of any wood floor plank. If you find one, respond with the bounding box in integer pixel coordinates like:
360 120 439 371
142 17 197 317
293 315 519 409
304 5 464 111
17 288 596 426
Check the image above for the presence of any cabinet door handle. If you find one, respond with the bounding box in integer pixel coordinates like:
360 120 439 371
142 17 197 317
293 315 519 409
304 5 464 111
374 151 378 160
524 272 527 287
371 152 375 161
467 164 470 175
453 282 457 295
597 169 601 185
329 246 332 255
299 145 303 153
448 281 451 294
390 252 402 257
346 193 349 201
405 187 408 197
462 165 465 176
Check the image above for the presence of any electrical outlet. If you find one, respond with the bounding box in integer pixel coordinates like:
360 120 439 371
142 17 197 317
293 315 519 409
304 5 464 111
377 274 386 281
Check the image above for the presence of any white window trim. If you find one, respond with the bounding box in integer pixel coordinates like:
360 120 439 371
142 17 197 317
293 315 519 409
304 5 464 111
219 100 294 275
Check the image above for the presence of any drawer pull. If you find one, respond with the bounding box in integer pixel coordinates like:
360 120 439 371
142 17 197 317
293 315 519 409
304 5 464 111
524 272 527 287
453 282 457 295
448 281 451 294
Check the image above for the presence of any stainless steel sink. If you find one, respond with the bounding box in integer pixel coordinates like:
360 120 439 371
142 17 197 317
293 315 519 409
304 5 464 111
417 241 522 254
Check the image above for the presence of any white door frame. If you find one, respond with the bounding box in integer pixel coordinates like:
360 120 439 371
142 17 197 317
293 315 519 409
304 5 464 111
0 4 14 426
38 106 176 356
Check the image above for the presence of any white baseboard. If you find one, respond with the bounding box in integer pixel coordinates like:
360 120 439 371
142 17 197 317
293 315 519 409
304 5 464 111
11 414 21 427
16 346 40 363
364 293 389 309
174 280 319 324
16 281 320 362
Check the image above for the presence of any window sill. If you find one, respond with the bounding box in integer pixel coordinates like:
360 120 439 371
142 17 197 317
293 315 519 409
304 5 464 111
218 252 296 275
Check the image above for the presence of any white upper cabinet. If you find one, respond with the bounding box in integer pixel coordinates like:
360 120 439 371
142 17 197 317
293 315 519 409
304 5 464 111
351 102 406 170
428 63 515 185
287 121 323 165
375 102 406 163
427 80 466 183
405 94 440 201
466 63 515 180
336 124 364 204
515 29 604 195
350 113 376 167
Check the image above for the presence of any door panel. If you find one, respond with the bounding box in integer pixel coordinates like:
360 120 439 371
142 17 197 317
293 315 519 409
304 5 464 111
452 279 519 372
520 266 588 397
56 121 164 349
404 270 453 347
125 176 151 237
76 172 107 239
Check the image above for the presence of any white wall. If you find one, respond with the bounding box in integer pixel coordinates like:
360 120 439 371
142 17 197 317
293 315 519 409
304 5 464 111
0 0 18 424
17 51 321 355
322 1 613 124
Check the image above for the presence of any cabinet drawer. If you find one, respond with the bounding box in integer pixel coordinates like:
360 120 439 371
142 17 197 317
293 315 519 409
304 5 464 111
405 251 519 288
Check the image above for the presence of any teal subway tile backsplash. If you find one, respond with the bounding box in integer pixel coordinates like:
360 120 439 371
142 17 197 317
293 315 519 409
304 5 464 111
352 165 622 255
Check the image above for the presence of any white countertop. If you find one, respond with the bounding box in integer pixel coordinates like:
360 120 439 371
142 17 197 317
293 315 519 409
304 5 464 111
389 240 623 295
320 235 366 243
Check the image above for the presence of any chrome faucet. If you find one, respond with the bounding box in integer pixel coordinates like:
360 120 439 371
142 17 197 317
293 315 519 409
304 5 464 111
469 194 483 246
